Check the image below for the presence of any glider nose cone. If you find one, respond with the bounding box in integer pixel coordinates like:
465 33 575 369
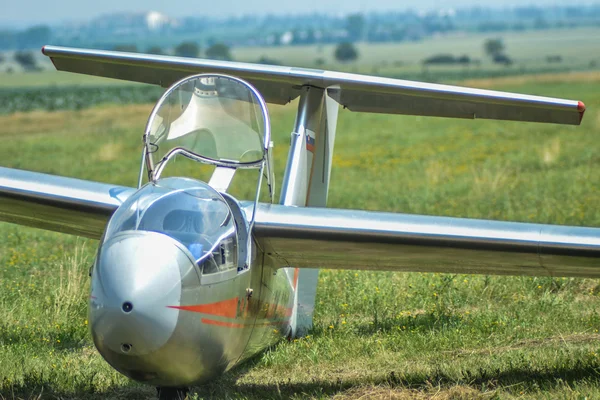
90 231 190 357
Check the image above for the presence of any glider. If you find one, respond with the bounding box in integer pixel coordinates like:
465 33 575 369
0 46 595 400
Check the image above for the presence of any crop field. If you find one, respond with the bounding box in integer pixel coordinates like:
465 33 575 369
1 71 600 399
0 85 163 115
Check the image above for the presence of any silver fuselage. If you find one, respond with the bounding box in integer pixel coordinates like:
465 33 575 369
90 214 295 387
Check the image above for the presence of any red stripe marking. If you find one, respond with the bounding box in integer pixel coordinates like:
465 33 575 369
168 297 238 318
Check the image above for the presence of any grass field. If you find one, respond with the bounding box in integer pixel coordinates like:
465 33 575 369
1 72 600 399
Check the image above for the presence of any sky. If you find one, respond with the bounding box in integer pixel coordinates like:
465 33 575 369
2 0 594 27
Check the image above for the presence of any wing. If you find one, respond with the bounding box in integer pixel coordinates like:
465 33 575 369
4 168 597 278
0 167 134 239
42 46 585 125
250 204 600 278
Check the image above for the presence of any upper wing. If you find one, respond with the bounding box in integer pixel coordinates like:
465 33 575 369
3 168 599 278
42 46 585 125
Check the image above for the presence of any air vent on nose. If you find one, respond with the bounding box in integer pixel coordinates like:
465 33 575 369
122 302 133 313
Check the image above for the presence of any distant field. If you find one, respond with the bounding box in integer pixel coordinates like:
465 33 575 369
234 27 600 73
0 70 138 88
1 73 600 399
1 27 599 89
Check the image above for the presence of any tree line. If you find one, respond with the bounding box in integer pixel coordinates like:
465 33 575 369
112 41 360 63
112 42 232 60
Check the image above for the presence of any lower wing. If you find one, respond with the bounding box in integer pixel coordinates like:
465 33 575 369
2 168 598 278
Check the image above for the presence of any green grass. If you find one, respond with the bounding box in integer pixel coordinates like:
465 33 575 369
1 74 600 399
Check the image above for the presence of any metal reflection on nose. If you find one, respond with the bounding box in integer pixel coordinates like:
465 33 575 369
90 231 191 358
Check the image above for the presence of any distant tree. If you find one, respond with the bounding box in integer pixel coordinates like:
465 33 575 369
113 44 138 52
0 31 17 49
305 28 316 45
206 36 217 47
534 18 550 30
493 53 513 66
0 53 4 63
423 54 457 65
13 51 37 70
147 45 164 55
314 57 325 66
477 22 508 33
512 22 526 31
334 42 358 63
174 42 200 58
345 13 366 41
271 33 282 46
205 43 232 61
257 56 281 66
18 25 51 48
546 55 563 63
457 54 471 64
484 38 505 57
391 28 408 42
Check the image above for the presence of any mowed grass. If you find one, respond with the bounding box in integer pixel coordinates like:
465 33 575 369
0 73 600 399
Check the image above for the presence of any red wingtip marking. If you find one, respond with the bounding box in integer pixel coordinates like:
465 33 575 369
41 45 47 55
168 297 239 318
578 101 586 124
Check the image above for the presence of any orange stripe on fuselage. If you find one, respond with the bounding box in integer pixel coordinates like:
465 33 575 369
201 318 290 328
201 318 248 328
168 297 239 318
293 268 299 290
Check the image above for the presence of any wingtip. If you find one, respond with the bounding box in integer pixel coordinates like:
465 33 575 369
578 101 586 124
41 45 58 69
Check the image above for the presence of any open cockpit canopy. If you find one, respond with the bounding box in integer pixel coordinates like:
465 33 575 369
104 177 238 275
144 74 270 178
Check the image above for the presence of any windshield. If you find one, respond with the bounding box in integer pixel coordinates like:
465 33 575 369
105 177 238 275
146 75 267 170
